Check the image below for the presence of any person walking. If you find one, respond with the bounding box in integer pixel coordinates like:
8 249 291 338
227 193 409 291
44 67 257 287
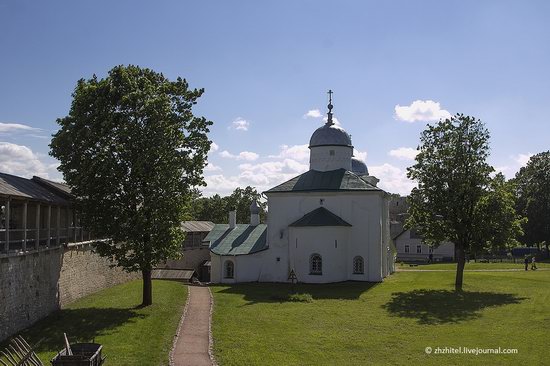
531 256 538 270
524 256 529 271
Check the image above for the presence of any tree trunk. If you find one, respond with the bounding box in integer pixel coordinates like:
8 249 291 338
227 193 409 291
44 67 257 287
455 244 466 292
545 242 549 259
142 269 153 306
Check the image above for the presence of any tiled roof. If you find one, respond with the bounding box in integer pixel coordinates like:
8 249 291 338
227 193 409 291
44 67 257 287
289 207 352 227
181 221 215 232
0 173 70 205
265 169 382 193
32 176 73 197
204 224 268 256
151 268 195 281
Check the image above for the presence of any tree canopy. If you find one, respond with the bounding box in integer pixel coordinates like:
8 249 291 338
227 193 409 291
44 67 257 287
471 173 525 253
406 114 522 291
50 65 212 305
514 151 550 256
190 186 267 224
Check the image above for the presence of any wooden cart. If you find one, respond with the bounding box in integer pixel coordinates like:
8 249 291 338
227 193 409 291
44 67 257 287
50 343 105 366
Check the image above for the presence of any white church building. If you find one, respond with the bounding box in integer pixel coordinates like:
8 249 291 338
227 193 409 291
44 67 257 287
206 93 395 283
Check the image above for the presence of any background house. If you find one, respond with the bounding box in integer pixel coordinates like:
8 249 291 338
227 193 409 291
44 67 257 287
393 228 455 262
161 221 214 282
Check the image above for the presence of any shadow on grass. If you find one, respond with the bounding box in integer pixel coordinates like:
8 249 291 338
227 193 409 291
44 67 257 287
216 281 379 304
14 307 145 354
382 289 526 325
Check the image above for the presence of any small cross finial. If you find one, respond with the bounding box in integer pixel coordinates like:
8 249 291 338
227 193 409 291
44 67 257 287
326 90 334 125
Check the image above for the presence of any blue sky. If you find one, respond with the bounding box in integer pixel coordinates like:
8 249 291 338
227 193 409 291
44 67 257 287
1 0 549 195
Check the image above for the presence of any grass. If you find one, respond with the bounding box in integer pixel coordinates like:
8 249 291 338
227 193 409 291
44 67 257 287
397 261 550 270
211 270 550 366
1 280 187 366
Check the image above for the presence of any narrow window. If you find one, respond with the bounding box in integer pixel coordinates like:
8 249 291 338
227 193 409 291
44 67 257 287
404 245 410 253
416 245 422 254
310 254 322 275
224 260 234 279
353 256 364 274
329 150 335 156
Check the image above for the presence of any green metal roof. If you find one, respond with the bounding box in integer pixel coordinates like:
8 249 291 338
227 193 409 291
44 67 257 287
204 224 268 256
265 169 381 193
289 207 352 227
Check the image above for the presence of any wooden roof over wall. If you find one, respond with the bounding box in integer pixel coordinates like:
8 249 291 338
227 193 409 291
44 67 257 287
0 172 70 205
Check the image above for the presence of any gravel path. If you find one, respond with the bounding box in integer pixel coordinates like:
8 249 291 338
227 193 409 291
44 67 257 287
171 285 214 366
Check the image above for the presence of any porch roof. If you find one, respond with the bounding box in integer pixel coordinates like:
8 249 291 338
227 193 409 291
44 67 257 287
0 172 70 205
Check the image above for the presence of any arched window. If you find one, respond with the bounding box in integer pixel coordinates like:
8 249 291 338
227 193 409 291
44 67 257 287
310 254 322 275
224 260 234 279
353 256 364 274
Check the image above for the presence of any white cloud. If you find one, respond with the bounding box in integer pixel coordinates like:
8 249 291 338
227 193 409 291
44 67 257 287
204 162 222 172
353 149 367 162
268 144 309 162
394 100 451 123
202 174 242 196
210 142 219 152
0 122 40 133
230 118 250 131
203 145 310 196
303 109 322 119
388 147 419 161
219 150 259 161
369 163 415 196
513 153 533 167
0 142 59 179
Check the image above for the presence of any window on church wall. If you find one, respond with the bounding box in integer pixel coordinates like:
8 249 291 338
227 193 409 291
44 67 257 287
353 256 364 274
416 245 422 254
224 260 234 279
329 150 335 156
310 254 322 275
404 245 410 253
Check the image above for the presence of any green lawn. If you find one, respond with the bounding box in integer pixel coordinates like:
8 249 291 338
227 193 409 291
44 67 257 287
2 280 187 366
397 261 550 270
211 270 550 366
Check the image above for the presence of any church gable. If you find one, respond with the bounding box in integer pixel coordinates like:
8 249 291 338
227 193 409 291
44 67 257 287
289 207 352 227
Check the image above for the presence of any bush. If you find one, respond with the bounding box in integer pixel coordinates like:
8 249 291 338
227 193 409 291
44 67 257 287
270 293 314 303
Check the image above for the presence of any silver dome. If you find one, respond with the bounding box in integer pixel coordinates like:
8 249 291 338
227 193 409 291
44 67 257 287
351 157 369 176
309 123 352 148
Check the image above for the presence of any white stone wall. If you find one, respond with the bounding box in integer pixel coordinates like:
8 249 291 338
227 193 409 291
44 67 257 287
289 226 351 283
210 191 394 284
309 146 353 172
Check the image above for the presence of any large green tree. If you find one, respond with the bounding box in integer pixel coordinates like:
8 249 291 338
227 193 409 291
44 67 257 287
50 65 212 305
407 114 495 291
514 151 550 257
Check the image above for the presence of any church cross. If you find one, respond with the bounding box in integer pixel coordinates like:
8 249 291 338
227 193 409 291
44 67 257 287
326 89 334 125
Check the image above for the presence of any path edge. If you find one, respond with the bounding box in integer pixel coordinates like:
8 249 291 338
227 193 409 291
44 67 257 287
208 285 218 366
169 284 191 366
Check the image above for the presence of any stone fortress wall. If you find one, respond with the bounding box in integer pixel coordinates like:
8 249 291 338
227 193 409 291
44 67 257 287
0 243 139 342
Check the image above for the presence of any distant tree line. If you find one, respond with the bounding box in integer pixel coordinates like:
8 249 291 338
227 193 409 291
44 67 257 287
189 186 267 224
